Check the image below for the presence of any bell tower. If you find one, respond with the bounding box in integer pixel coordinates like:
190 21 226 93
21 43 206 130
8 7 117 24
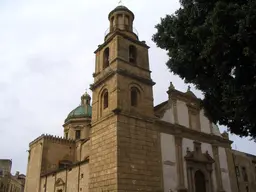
89 6 162 192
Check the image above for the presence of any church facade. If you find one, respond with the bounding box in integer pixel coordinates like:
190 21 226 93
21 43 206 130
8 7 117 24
24 6 256 192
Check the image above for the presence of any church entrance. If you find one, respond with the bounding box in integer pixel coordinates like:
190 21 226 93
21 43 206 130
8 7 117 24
184 141 215 192
195 170 206 192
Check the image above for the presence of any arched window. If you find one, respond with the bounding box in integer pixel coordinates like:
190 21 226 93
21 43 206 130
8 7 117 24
131 87 139 107
103 48 110 69
129 45 137 63
195 170 206 192
103 91 108 109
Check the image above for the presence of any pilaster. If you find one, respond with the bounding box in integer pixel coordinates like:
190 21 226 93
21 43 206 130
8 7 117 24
225 148 239 192
212 144 225 192
175 136 187 192
172 99 179 124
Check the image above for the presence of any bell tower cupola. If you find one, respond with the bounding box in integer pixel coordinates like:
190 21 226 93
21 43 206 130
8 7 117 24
105 5 138 41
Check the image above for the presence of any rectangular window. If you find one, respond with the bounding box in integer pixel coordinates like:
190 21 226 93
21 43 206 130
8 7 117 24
242 166 248 181
75 130 81 140
235 166 240 176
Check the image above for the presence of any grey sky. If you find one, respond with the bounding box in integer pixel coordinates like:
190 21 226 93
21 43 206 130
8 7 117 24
0 0 255 175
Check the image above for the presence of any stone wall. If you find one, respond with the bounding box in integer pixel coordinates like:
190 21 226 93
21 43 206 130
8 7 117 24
40 135 76 174
40 161 89 192
88 115 118 191
24 136 44 192
116 115 162 191
232 150 256 192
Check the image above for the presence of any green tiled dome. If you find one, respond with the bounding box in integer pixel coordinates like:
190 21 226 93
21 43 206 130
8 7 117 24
65 92 92 123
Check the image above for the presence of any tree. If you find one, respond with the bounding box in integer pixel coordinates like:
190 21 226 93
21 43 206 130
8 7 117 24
153 0 256 138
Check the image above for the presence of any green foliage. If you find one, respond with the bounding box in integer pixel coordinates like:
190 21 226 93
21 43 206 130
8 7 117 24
153 0 256 138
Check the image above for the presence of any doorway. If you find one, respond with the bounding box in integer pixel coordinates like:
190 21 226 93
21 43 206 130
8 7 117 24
195 170 206 192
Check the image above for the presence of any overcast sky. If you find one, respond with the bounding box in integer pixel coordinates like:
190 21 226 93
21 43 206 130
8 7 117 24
0 0 255 175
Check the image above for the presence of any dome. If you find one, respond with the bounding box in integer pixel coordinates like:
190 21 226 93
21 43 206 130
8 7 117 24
108 5 134 20
65 92 92 123
65 105 92 123
114 5 129 11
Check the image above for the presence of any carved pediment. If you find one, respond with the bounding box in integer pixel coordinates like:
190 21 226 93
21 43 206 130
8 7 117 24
55 178 65 186
185 148 214 164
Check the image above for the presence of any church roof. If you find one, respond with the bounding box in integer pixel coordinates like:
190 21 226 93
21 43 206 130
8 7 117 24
114 5 129 10
65 92 92 123
65 105 92 122
108 5 134 20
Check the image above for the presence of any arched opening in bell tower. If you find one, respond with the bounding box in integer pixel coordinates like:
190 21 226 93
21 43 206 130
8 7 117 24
103 48 110 69
103 90 109 109
131 87 139 107
129 45 137 63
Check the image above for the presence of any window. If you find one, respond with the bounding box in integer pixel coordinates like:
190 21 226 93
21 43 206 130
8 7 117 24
235 166 240 176
57 190 63 192
129 45 137 63
131 87 139 107
65 132 68 139
103 48 110 69
103 91 108 109
246 186 249 192
242 166 248 181
75 130 81 140
81 173 84 179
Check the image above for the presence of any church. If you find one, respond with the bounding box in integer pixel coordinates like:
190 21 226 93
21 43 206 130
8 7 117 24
24 5 256 192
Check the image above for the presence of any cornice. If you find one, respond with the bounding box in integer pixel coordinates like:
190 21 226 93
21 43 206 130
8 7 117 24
90 70 116 91
63 118 91 127
94 30 149 54
90 68 155 91
156 120 232 148
114 57 152 73
116 68 155 86
93 57 152 78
